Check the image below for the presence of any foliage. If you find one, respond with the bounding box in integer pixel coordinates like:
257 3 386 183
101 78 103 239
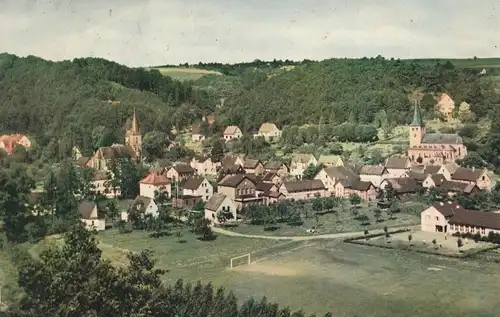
302 164 321 180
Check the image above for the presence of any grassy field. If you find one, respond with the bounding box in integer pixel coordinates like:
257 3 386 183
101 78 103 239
6 229 500 316
148 67 223 81
232 202 422 237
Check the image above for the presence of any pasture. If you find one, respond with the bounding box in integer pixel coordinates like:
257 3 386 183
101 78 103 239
148 67 223 81
5 230 500 316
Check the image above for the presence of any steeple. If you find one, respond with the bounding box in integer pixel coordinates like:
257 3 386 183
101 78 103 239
131 108 140 134
410 100 424 127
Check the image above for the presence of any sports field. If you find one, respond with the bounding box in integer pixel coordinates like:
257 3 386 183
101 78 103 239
9 229 500 316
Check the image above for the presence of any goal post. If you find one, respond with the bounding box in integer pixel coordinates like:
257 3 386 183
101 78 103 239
230 253 251 268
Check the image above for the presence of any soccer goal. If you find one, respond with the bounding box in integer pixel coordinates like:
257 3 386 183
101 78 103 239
230 253 251 268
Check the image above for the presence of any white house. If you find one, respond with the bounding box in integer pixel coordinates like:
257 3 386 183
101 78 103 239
223 125 243 141
183 176 214 201
385 156 411 178
139 172 171 199
359 165 389 188
290 154 318 179
190 155 218 176
79 201 106 231
204 193 237 224
121 195 159 221
255 123 281 141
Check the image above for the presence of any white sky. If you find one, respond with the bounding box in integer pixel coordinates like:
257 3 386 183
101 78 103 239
0 0 499 67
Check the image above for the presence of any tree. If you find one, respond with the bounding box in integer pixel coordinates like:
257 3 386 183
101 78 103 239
407 233 413 246
457 152 485 168
358 214 370 226
384 182 396 202
432 238 437 249
211 139 225 162
373 208 382 222
348 193 361 208
142 130 170 162
302 164 320 180
311 198 323 212
457 238 463 251
194 217 214 240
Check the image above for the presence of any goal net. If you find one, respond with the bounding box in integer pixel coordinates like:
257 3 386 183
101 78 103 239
230 253 251 268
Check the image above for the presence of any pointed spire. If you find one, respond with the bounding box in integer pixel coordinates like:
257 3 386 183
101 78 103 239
131 108 139 133
410 100 424 127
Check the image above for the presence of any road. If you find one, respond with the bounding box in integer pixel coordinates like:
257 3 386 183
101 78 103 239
212 225 420 241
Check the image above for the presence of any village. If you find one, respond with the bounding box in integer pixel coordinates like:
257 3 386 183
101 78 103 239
1 93 499 243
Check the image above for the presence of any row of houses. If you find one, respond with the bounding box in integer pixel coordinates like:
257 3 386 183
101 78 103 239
192 122 282 143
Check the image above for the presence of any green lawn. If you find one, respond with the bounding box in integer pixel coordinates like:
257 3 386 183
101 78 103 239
147 67 223 81
232 202 423 237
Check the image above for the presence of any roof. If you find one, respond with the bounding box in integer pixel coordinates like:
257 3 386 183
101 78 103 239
76 156 90 167
140 172 170 185
256 182 274 193
133 195 154 213
359 165 386 176
97 144 136 159
172 164 195 174
218 174 255 188
448 209 500 230
193 155 210 163
429 201 465 218
183 176 206 190
318 155 343 166
440 180 478 193
205 193 229 211
424 165 440 175
258 123 279 133
421 133 463 145
92 170 109 181
282 179 326 193
451 167 485 182
323 166 357 181
429 174 447 186
221 155 240 167
339 179 373 191
243 159 262 169
218 164 244 175
265 160 287 170
78 201 103 219
261 171 278 182
408 171 427 182
385 157 409 169
410 102 424 127
265 191 284 198
383 178 420 194
442 162 460 174
191 124 202 134
291 154 316 165
223 125 241 135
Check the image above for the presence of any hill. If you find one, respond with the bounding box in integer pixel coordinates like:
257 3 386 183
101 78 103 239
0 54 217 156
220 57 499 129
148 67 223 81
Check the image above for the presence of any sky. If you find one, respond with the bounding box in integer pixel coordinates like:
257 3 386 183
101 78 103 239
0 0 499 67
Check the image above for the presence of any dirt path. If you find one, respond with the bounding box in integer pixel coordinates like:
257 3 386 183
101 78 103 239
212 225 420 241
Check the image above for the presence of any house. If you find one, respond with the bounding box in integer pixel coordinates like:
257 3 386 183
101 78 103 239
221 155 245 168
380 178 421 197
79 201 106 231
255 123 281 141
407 103 466 165
317 155 344 167
139 172 171 199
204 193 237 224
243 159 265 175
89 144 137 171
217 164 245 181
422 174 447 188
264 191 285 205
264 160 289 179
359 165 389 188
218 174 263 209
255 182 282 205
191 124 205 142
421 201 500 236
122 195 159 221
190 155 217 176
279 179 327 200
172 195 202 209
92 170 119 198
440 181 480 197
314 166 358 193
261 171 282 186
437 162 460 180
436 93 455 121
334 179 377 201
223 125 243 141
450 167 492 190
289 154 318 179
165 164 196 181
0 134 31 154
183 176 213 201
202 115 216 126
385 156 411 178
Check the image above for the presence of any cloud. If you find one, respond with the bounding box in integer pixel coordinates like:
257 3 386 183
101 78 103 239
0 0 499 66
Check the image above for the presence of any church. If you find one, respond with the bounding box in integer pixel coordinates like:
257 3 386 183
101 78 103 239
125 108 142 160
407 103 467 165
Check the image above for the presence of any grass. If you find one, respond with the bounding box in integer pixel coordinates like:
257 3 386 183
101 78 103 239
231 201 423 237
0 250 23 306
147 67 223 81
7 228 500 316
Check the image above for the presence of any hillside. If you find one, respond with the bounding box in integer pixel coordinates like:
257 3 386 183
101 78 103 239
0 54 217 155
148 67 223 81
220 58 499 129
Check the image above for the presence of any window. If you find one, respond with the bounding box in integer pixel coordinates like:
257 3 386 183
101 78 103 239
435 216 439 221
481 228 486 235
206 189 209 193
206 196 209 200
91 220 95 227
482 175 485 181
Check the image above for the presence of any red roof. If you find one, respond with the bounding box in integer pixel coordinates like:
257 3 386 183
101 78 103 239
0 134 28 154
140 172 170 185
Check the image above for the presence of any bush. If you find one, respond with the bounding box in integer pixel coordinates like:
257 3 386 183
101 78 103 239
116 220 133 234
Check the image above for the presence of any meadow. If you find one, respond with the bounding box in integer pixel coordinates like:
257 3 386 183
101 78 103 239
148 67 223 81
5 229 500 316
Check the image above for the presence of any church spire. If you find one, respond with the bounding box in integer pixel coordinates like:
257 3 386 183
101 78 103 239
410 100 424 127
131 108 139 134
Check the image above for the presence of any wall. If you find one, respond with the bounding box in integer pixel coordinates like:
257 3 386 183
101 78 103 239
205 196 237 224
448 224 500 237
284 189 327 201
140 183 172 199
359 174 386 188
420 207 448 233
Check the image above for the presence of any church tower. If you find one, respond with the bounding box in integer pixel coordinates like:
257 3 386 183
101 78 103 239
125 108 142 160
409 101 425 148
